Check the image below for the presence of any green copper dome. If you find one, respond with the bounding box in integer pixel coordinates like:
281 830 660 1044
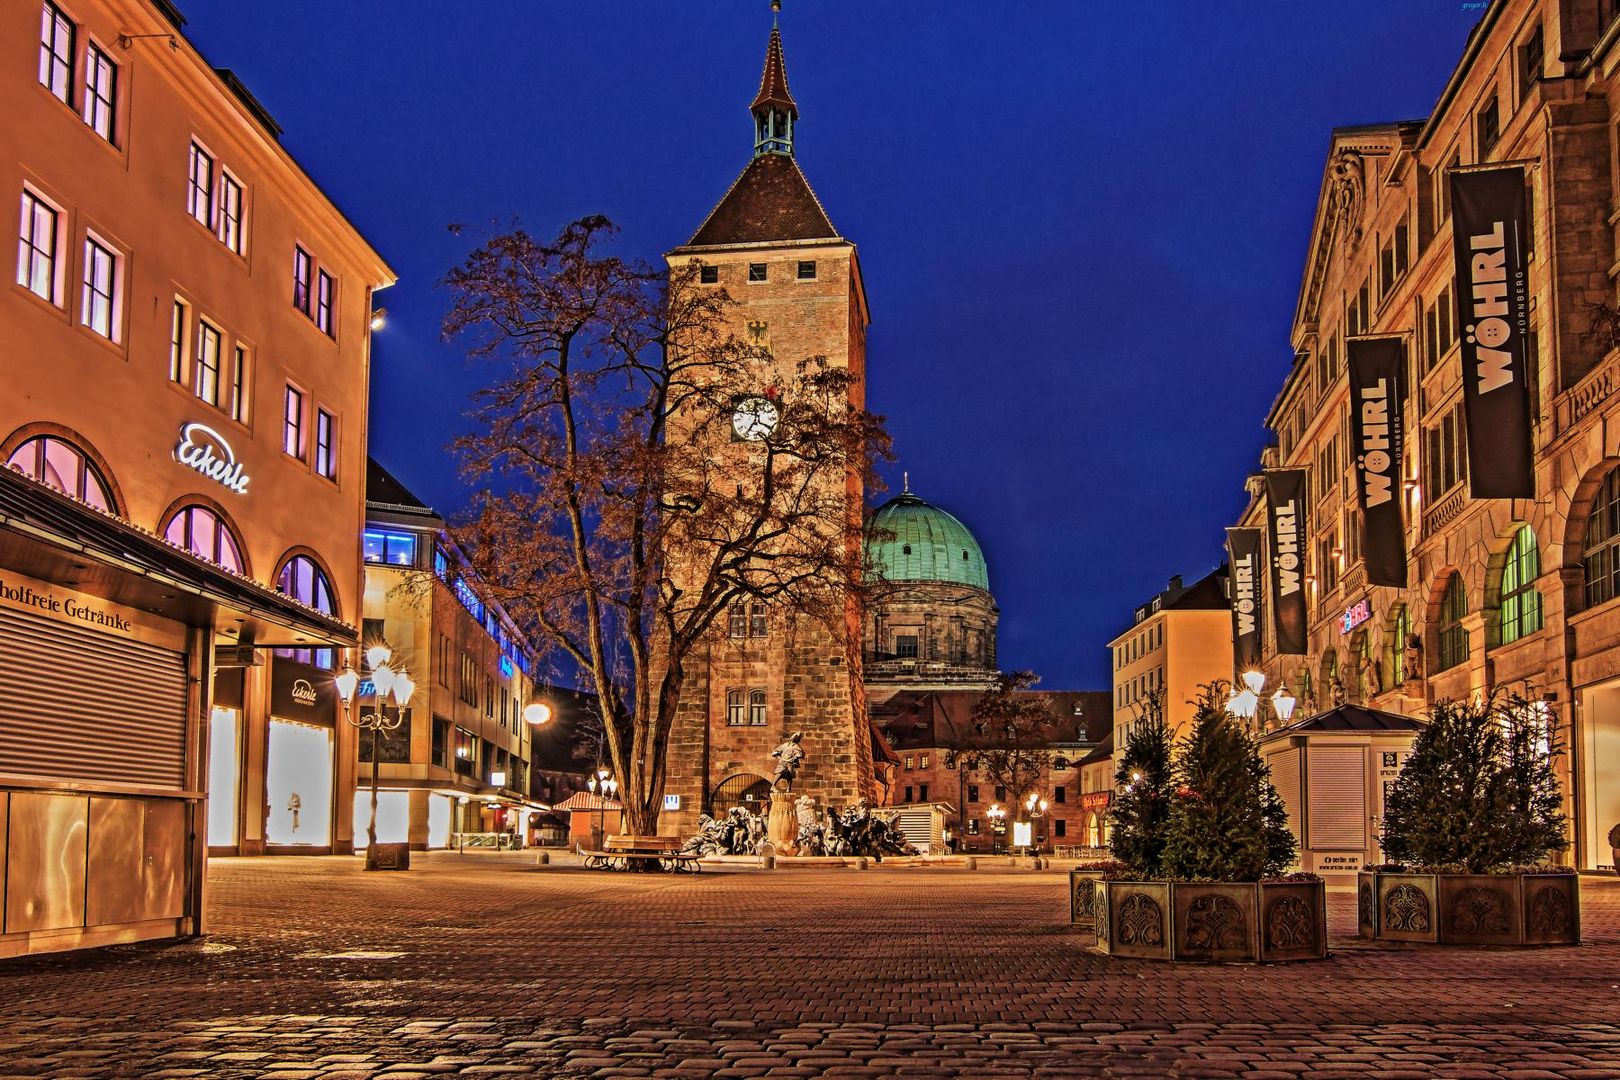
865 490 990 592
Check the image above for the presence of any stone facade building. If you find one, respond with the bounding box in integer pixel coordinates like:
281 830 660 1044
873 689 1110 853
1230 0 1620 869
357 460 550 850
659 19 875 836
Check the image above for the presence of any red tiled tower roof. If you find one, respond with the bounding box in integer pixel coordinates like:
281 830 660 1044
751 27 797 119
685 153 840 248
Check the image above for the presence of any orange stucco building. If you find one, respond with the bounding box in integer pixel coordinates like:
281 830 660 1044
1 0 391 954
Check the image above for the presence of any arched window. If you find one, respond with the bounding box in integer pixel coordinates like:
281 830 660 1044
1584 466 1620 608
1499 526 1543 645
163 504 244 573
6 435 114 512
275 553 337 668
1438 574 1470 672
1385 604 1410 686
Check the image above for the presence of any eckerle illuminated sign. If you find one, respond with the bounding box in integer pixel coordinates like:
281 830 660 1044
290 678 318 706
174 422 250 495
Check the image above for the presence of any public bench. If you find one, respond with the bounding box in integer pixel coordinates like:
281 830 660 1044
580 834 701 873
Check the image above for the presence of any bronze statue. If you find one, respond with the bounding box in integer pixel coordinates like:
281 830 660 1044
770 731 805 790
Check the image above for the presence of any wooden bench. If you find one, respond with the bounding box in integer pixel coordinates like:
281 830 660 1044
581 835 701 873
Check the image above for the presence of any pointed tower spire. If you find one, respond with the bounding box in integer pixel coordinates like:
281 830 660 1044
752 2 797 157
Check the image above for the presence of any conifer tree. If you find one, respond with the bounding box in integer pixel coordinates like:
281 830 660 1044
1381 695 1567 871
1162 684 1297 881
1107 690 1175 878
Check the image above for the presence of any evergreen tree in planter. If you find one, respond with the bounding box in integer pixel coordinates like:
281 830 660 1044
1381 695 1567 871
1162 684 1297 881
1108 690 1175 878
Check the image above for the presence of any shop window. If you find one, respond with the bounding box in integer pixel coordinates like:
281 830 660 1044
1437 574 1470 672
163 504 244 574
1498 526 1543 645
6 434 114 512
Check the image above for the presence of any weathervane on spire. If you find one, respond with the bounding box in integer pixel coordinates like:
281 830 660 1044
772 0 782 23
903 471 910 495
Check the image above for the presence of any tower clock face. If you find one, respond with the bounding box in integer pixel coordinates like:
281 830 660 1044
732 396 780 441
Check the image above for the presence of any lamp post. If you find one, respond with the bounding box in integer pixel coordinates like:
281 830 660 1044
1225 670 1299 730
986 802 1006 855
336 643 416 868
586 768 617 848
1023 792 1049 856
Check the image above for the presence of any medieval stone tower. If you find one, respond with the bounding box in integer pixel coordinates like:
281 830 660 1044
661 12 875 836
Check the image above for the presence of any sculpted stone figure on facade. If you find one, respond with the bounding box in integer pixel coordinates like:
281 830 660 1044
1404 634 1424 686
771 731 806 790
1329 149 1365 249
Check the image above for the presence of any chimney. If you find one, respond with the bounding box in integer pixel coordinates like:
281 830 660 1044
1168 574 1183 593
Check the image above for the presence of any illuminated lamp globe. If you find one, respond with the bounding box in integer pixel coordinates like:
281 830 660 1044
365 644 393 669
334 667 360 703
393 673 416 707
1240 669 1267 695
370 664 397 697
523 702 553 726
1271 685 1297 723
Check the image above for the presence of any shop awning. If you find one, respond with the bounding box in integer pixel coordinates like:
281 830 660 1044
0 467 357 648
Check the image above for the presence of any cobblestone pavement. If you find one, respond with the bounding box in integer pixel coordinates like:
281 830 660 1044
1 856 1619 1078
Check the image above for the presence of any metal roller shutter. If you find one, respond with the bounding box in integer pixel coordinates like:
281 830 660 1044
1306 746 1366 850
1266 747 1302 847
0 605 188 789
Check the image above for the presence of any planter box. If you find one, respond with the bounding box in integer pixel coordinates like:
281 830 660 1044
1068 869 1107 931
1094 879 1326 962
1357 871 1578 946
366 842 411 871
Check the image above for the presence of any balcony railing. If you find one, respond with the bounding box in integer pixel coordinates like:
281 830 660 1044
1422 484 1468 539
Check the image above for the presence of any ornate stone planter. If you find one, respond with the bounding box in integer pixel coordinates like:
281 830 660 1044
1067 869 1107 931
1094 879 1327 962
1357 871 1579 946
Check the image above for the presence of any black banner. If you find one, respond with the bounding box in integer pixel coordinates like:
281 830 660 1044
1225 527 1265 670
1347 337 1408 588
1264 469 1309 655
1449 165 1535 498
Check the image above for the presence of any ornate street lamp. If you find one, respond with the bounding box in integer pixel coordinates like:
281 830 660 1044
336 642 415 869
586 768 617 848
986 802 1006 855
1271 685 1298 725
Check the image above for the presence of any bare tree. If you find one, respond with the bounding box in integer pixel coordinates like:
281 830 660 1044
965 671 1058 820
442 216 890 835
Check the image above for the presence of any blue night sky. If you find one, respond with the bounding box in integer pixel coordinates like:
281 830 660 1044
188 2 1482 692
